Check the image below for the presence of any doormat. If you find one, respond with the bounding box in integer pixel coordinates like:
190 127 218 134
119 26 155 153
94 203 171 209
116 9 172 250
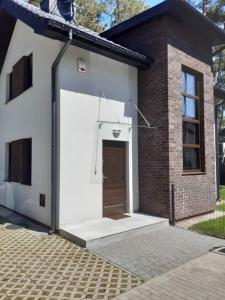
109 214 130 220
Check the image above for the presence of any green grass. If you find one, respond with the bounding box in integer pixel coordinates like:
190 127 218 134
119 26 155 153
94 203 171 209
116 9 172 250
190 216 225 239
216 202 225 212
220 186 225 200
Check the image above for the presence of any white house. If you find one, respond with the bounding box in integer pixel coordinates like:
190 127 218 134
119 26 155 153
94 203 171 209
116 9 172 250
1 0 223 245
0 0 150 240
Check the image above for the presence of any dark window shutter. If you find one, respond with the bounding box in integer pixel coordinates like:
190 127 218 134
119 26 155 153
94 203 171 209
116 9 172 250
8 139 32 185
9 72 13 101
23 54 32 91
22 139 32 185
10 54 32 101
8 140 24 183
11 57 25 99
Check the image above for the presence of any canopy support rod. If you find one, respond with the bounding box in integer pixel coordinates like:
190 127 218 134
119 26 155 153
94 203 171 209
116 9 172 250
134 104 151 128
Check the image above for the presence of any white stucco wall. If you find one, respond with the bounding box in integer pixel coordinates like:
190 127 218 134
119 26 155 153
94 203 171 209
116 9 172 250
0 20 139 227
0 20 60 226
58 46 139 227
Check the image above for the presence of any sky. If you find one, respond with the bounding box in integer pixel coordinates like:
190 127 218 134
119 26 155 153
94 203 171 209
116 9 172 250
147 0 164 6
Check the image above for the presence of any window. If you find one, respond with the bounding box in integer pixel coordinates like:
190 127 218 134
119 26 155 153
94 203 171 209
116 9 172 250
182 68 204 172
7 54 32 102
8 139 32 185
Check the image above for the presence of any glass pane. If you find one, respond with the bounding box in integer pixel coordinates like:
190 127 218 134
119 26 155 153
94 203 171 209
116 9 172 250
182 96 185 116
219 144 224 157
183 123 199 144
182 72 186 93
183 97 198 119
186 73 195 96
183 148 200 170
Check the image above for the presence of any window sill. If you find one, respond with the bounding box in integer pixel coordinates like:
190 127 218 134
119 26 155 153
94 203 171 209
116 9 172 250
182 172 206 176
5 85 33 104
5 180 31 186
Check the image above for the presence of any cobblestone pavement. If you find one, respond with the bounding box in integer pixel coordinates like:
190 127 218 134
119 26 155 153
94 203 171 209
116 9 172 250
0 207 143 300
89 222 225 280
113 252 225 300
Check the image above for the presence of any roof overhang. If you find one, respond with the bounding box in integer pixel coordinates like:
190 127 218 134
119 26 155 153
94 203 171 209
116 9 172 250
101 0 225 46
0 9 16 73
45 19 151 69
0 0 151 75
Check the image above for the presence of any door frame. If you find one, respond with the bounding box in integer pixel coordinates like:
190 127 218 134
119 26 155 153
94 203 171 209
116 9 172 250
102 140 129 218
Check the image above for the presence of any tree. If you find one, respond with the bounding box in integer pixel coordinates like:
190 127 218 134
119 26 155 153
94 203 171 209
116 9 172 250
28 0 41 5
75 0 106 32
106 0 149 26
28 0 106 32
28 0 149 31
187 0 225 88
187 0 211 15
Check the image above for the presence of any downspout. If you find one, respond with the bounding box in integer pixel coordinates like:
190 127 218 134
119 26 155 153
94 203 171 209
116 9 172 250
215 102 222 202
50 28 73 234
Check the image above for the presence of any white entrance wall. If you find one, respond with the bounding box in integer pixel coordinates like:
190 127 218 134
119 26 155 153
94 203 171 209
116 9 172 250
0 20 139 227
0 20 60 226
58 46 139 226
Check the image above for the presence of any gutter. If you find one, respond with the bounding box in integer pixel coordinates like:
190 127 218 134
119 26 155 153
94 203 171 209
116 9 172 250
46 19 151 69
49 28 73 234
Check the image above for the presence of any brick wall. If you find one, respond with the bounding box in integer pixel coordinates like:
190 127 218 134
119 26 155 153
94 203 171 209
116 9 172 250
114 17 171 218
167 17 216 219
112 15 216 219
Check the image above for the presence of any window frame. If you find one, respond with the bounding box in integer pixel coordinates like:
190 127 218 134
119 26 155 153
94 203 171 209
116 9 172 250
182 66 205 173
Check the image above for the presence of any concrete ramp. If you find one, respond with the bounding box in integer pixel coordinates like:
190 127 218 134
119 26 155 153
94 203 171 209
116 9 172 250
59 213 167 247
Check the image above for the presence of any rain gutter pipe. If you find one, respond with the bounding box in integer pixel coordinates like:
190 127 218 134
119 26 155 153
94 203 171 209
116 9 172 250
49 28 73 234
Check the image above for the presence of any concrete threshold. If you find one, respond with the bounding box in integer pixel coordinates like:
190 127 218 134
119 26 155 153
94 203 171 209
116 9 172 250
59 213 168 247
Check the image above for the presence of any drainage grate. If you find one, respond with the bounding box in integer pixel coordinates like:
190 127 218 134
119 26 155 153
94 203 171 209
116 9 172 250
218 247 225 254
213 247 225 255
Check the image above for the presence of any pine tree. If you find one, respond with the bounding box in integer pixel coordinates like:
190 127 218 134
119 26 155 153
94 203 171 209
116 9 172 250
28 0 106 32
106 0 149 26
187 0 225 88
75 0 106 32
28 0 41 4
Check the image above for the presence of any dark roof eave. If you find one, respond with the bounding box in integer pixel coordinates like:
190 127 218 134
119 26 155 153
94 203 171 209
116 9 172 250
102 0 225 46
101 0 171 39
46 19 151 69
0 0 151 71
0 0 46 34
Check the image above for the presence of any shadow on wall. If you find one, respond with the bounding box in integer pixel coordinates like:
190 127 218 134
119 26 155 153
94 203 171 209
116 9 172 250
0 182 14 210
0 182 37 218
0 205 49 233
60 49 138 119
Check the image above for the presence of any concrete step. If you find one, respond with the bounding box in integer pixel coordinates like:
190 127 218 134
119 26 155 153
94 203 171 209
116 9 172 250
59 213 168 247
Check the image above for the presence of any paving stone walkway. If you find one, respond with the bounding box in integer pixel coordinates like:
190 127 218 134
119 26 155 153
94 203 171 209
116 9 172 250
0 206 143 300
89 222 225 279
113 252 225 300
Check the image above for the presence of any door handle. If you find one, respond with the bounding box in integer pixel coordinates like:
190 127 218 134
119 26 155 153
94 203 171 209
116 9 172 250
103 175 108 183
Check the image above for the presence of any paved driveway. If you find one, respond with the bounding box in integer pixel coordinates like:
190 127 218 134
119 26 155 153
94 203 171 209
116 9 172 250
0 206 142 300
89 222 225 280
114 252 225 300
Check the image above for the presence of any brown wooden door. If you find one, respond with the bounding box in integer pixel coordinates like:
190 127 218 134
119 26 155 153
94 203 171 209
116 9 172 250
103 141 126 218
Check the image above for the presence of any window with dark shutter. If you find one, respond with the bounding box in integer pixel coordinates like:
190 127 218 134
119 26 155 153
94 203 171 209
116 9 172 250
8 54 32 102
8 139 32 185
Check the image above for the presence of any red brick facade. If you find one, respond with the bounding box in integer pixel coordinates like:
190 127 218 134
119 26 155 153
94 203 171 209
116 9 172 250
110 15 216 220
